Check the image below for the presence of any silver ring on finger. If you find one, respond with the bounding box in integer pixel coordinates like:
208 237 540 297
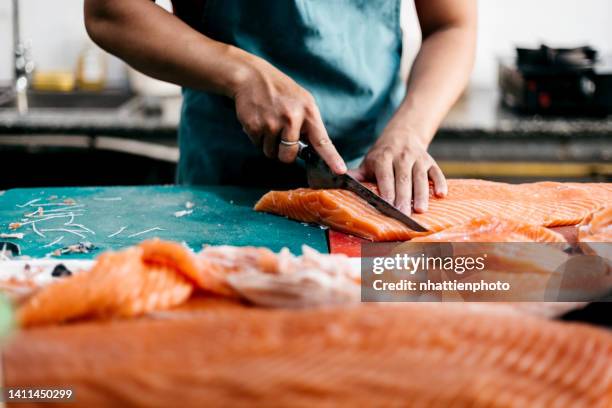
279 139 299 146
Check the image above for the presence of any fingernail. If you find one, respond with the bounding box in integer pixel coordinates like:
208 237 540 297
414 202 427 213
337 162 347 173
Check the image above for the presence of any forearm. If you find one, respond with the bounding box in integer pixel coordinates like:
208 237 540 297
85 0 345 173
84 0 255 97
387 24 476 146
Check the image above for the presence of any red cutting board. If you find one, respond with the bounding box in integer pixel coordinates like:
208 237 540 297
328 230 366 257
328 226 579 258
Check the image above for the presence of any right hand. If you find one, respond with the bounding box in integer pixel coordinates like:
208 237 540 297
230 57 347 174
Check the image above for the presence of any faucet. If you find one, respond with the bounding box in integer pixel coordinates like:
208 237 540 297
12 0 34 115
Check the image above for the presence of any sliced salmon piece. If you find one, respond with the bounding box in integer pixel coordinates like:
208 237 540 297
137 239 237 297
411 216 567 243
409 215 611 302
4 303 611 407
254 187 417 241
138 239 278 298
579 205 612 243
15 242 358 326
195 245 360 301
200 246 279 275
139 239 202 283
409 218 605 301
578 206 612 261
194 246 279 297
17 246 194 327
254 179 606 241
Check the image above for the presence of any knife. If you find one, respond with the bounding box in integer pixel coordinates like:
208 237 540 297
297 142 428 232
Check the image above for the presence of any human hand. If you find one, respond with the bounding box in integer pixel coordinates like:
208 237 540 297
230 57 346 174
348 129 447 214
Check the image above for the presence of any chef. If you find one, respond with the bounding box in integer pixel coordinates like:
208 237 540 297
84 0 476 214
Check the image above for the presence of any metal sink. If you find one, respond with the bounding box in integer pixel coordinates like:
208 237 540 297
0 88 134 110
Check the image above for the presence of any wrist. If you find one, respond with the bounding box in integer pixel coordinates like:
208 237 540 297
379 121 431 149
387 101 439 146
219 46 261 98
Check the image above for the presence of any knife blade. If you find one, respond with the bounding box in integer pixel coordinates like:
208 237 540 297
297 143 428 232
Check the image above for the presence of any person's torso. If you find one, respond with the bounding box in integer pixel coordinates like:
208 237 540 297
179 0 405 185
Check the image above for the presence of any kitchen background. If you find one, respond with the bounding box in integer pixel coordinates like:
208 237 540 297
0 0 611 188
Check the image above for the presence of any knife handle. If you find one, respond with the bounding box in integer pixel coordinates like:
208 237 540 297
297 142 319 163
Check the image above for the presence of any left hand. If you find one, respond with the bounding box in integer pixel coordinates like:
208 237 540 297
348 129 447 214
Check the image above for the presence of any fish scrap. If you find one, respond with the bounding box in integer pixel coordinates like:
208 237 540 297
0 233 24 239
42 236 65 248
128 227 165 238
107 226 127 238
48 242 96 258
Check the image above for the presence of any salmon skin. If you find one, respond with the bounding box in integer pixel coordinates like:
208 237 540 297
254 179 610 241
4 303 612 407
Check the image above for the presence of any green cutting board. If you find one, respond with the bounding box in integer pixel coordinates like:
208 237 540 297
0 185 327 259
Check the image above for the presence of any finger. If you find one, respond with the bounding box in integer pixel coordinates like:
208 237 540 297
242 125 263 147
240 113 265 147
278 122 301 164
347 165 368 182
263 133 279 159
412 163 429 213
429 165 448 197
303 112 346 174
393 159 413 215
374 156 395 203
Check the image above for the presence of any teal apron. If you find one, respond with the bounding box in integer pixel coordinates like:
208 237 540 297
178 0 405 187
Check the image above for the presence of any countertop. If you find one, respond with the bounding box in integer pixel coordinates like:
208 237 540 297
433 89 611 164
0 88 610 165
0 96 179 139
442 88 612 138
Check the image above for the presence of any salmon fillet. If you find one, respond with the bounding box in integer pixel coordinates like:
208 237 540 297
569 183 612 201
411 216 567 243
4 302 611 407
254 179 607 241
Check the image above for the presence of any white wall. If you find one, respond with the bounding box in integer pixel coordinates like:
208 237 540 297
0 1 611 88
0 0 170 86
0 0 125 85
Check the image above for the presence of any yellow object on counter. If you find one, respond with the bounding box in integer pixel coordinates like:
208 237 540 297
32 71 76 92
76 43 107 91
439 161 612 178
